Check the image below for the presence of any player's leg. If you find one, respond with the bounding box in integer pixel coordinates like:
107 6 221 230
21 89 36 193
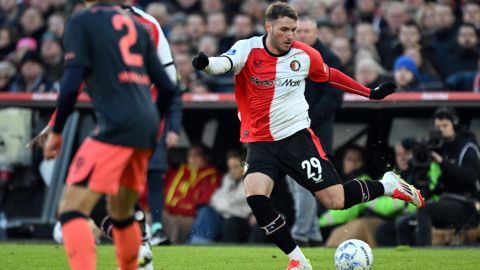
108 148 152 270
244 143 311 270
58 185 102 270
147 167 169 245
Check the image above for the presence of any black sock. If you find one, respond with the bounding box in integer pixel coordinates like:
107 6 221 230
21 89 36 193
343 179 385 209
246 195 297 254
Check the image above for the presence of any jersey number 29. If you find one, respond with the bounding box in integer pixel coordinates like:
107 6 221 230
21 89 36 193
112 14 143 67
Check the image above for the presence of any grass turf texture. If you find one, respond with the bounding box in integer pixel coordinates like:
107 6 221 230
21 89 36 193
1 244 479 269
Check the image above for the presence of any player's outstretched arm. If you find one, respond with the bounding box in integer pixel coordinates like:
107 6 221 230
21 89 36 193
192 52 233 75
327 68 396 100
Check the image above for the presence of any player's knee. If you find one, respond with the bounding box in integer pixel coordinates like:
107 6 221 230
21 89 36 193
107 200 135 220
316 192 345 210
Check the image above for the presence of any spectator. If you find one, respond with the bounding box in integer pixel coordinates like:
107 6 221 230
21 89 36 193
0 26 17 59
445 23 479 90
14 37 37 64
10 51 54 92
416 108 480 246
430 3 458 80
200 0 223 15
46 13 65 40
355 57 388 89
175 0 202 14
317 20 336 47
374 139 440 246
0 0 22 26
163 144 222 244
40 32 63 82
197 35 218 57
189 150 251 244
377 1 410 69
462 0 480 30
240 0 268 33
186 13 207 50
206 11 228 40
331 36 354 76
145 2 170 29
417 2 437 36
474 59 480 92
19 7 46 45
175 53 202 92
393 55 425 91
329 3 353 39
0 60 15 91
404 47 444 90
354 22 378 51
219 13 259 54
353 0 379 23
29 0 54 17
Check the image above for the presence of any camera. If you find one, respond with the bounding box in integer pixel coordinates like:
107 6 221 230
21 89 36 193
408 130 443 197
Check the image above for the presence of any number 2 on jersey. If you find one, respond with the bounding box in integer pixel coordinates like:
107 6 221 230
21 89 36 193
112 14 143 67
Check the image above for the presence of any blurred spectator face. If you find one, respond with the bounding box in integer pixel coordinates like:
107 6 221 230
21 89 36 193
420 4 437 31
41 40 62 65
330 4 348 27
358 0 376 13
233 14 254 39
198 35 218 56
385 2 409 33
331 37 352 65
241 0 267 22
178 0 198 9
15 38 37 63
48 14 65 38
290 0 311 16
399 24 421 48
343 148 364 175
457 25 479 49
30 0 53 15
296 19 318 46
395 144 410 172
201 0 223 14
0 0 16 13
395 67 414 87
355 23 378 48
190 81 209 93
403 0 425 9
187 146 207 168
170 32 190 55
435 4 454 30
175 53 193 82
355 58 380 86
309 1 327 19
20 8 44 35
317 24 335 46
434 118 455 140
0 28 12 49
21 59 44 82
207 12 227 37
146 3 169 26
404 47 423 67
186 14 206 41
0 61 15 90
227 156 243 181
463 3 480 28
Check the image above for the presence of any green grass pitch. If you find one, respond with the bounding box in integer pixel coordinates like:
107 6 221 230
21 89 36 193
1 243 480 269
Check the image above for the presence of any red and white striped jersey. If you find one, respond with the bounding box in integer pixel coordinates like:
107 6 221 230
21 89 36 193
222 36 330 142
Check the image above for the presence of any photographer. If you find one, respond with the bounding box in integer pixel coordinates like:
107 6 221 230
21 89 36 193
417 108 480 246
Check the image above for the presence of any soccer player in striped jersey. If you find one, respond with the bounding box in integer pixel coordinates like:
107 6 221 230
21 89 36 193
193 2 424 270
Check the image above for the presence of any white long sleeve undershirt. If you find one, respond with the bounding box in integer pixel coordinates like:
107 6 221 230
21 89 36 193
204 56 233 75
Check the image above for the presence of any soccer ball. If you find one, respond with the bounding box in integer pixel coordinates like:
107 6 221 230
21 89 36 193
334 239 373 270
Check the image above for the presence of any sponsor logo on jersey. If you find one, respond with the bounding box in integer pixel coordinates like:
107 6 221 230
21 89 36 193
290 60 301 71
226 49 236 55
249 76 301 87
253 59 262 66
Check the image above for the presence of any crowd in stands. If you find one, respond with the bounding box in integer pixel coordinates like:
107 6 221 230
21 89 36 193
0 0 479 93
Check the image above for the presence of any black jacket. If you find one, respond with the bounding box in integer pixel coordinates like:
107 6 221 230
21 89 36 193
304 39 344 128
437 131 480 199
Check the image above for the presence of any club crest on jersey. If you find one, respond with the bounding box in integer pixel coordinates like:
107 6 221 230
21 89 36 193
226 49 236 55
290 60 301 71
